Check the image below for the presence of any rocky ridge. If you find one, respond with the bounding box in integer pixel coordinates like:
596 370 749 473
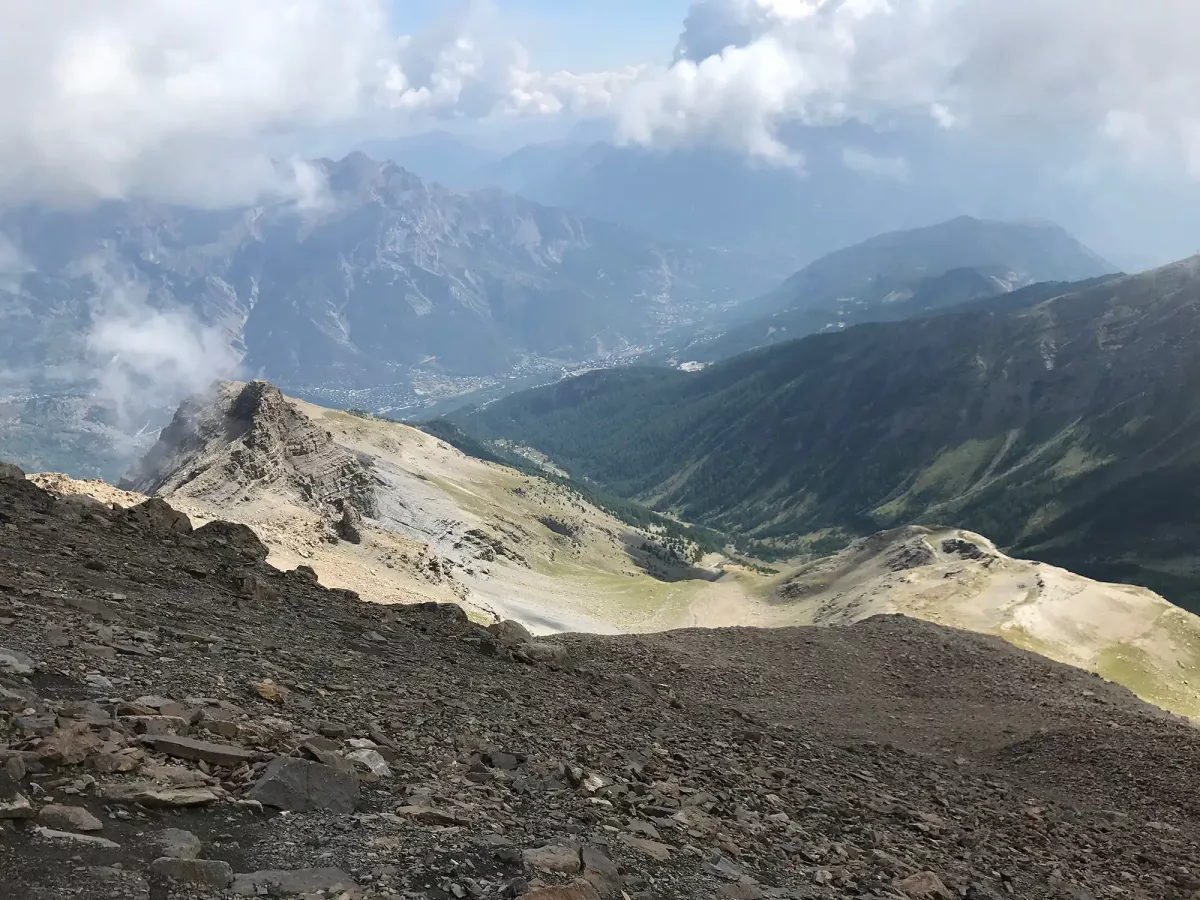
110 382 750 633
122 380 377 521
4 462 1200 898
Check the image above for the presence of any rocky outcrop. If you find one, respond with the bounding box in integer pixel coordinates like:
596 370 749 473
336 500 364 544
121 380 376 518
0 460 25 481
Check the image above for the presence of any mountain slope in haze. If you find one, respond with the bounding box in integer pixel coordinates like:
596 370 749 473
0 152 786 385
670 216 1116 363
487 128 1175 268
682 270 1123 363
495 129 964 259
747 215 1114 318
734 216 1118 328
455 256 1200 610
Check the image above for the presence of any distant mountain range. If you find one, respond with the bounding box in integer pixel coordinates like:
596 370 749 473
0 166 1114 487
0 152 787 387
444 132 958 261
668 216 1115 361
373 126 1200 271
0 152 792 477
453 255 1200 611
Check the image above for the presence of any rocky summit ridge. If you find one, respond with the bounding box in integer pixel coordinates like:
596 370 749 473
4 463 1200 898
122 380 377 535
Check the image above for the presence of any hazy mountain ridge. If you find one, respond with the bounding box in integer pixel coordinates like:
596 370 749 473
0 152 790 477
478 131 964 259
748 215 1114 318
0 152 788 387
664 216 1116 363
454 256 1200 610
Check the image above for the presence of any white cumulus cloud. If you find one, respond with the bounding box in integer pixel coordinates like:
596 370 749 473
0 0 398 206
0 0 638 207
614 0 1200 177
85 265 243 427
5 0 1200 207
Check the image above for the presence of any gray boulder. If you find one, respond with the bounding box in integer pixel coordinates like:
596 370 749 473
155 828 203 860
0 647 35 676
336 501 364 544
126 498 193 534
246 757 360 813
231 867 358 896
487 619 534 646
149 858 234 888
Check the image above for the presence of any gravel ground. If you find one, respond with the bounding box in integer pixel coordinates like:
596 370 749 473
2 465 1199 900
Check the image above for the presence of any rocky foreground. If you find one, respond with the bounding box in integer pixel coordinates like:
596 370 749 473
3 462 1200 900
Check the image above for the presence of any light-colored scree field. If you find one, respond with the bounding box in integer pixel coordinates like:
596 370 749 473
31 385 1200 719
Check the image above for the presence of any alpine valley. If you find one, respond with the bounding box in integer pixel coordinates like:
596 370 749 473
453 255 1200 612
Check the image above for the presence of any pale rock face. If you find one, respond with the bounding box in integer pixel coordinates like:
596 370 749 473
121 380 377 520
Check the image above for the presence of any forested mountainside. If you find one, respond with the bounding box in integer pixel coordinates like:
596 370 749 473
457 257 1200 609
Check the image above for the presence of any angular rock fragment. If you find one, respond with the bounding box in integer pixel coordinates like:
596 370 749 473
895 871 954 900
0 791 33 819
230 867 358 896
149 857 235 888
156 828 203 860
488 619 534 645
119 715 190 736
514 641 572 668
521 883 602 900
0 647 35 675
346 747 391 778
0 460 25 480
194 520 270 561
581 846 621 897
126 497 193 534
336 500 364 544
253 679 288 704
34 826 120 849
394 804 470 826
618 834 672 861
37 804 104 832
524 845 583 875
147 735 256 767
100 783 219 808
246 757 360 813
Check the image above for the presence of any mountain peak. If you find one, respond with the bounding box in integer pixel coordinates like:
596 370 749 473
121 380 376 517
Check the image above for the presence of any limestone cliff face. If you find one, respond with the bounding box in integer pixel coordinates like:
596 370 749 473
121 380 376 516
